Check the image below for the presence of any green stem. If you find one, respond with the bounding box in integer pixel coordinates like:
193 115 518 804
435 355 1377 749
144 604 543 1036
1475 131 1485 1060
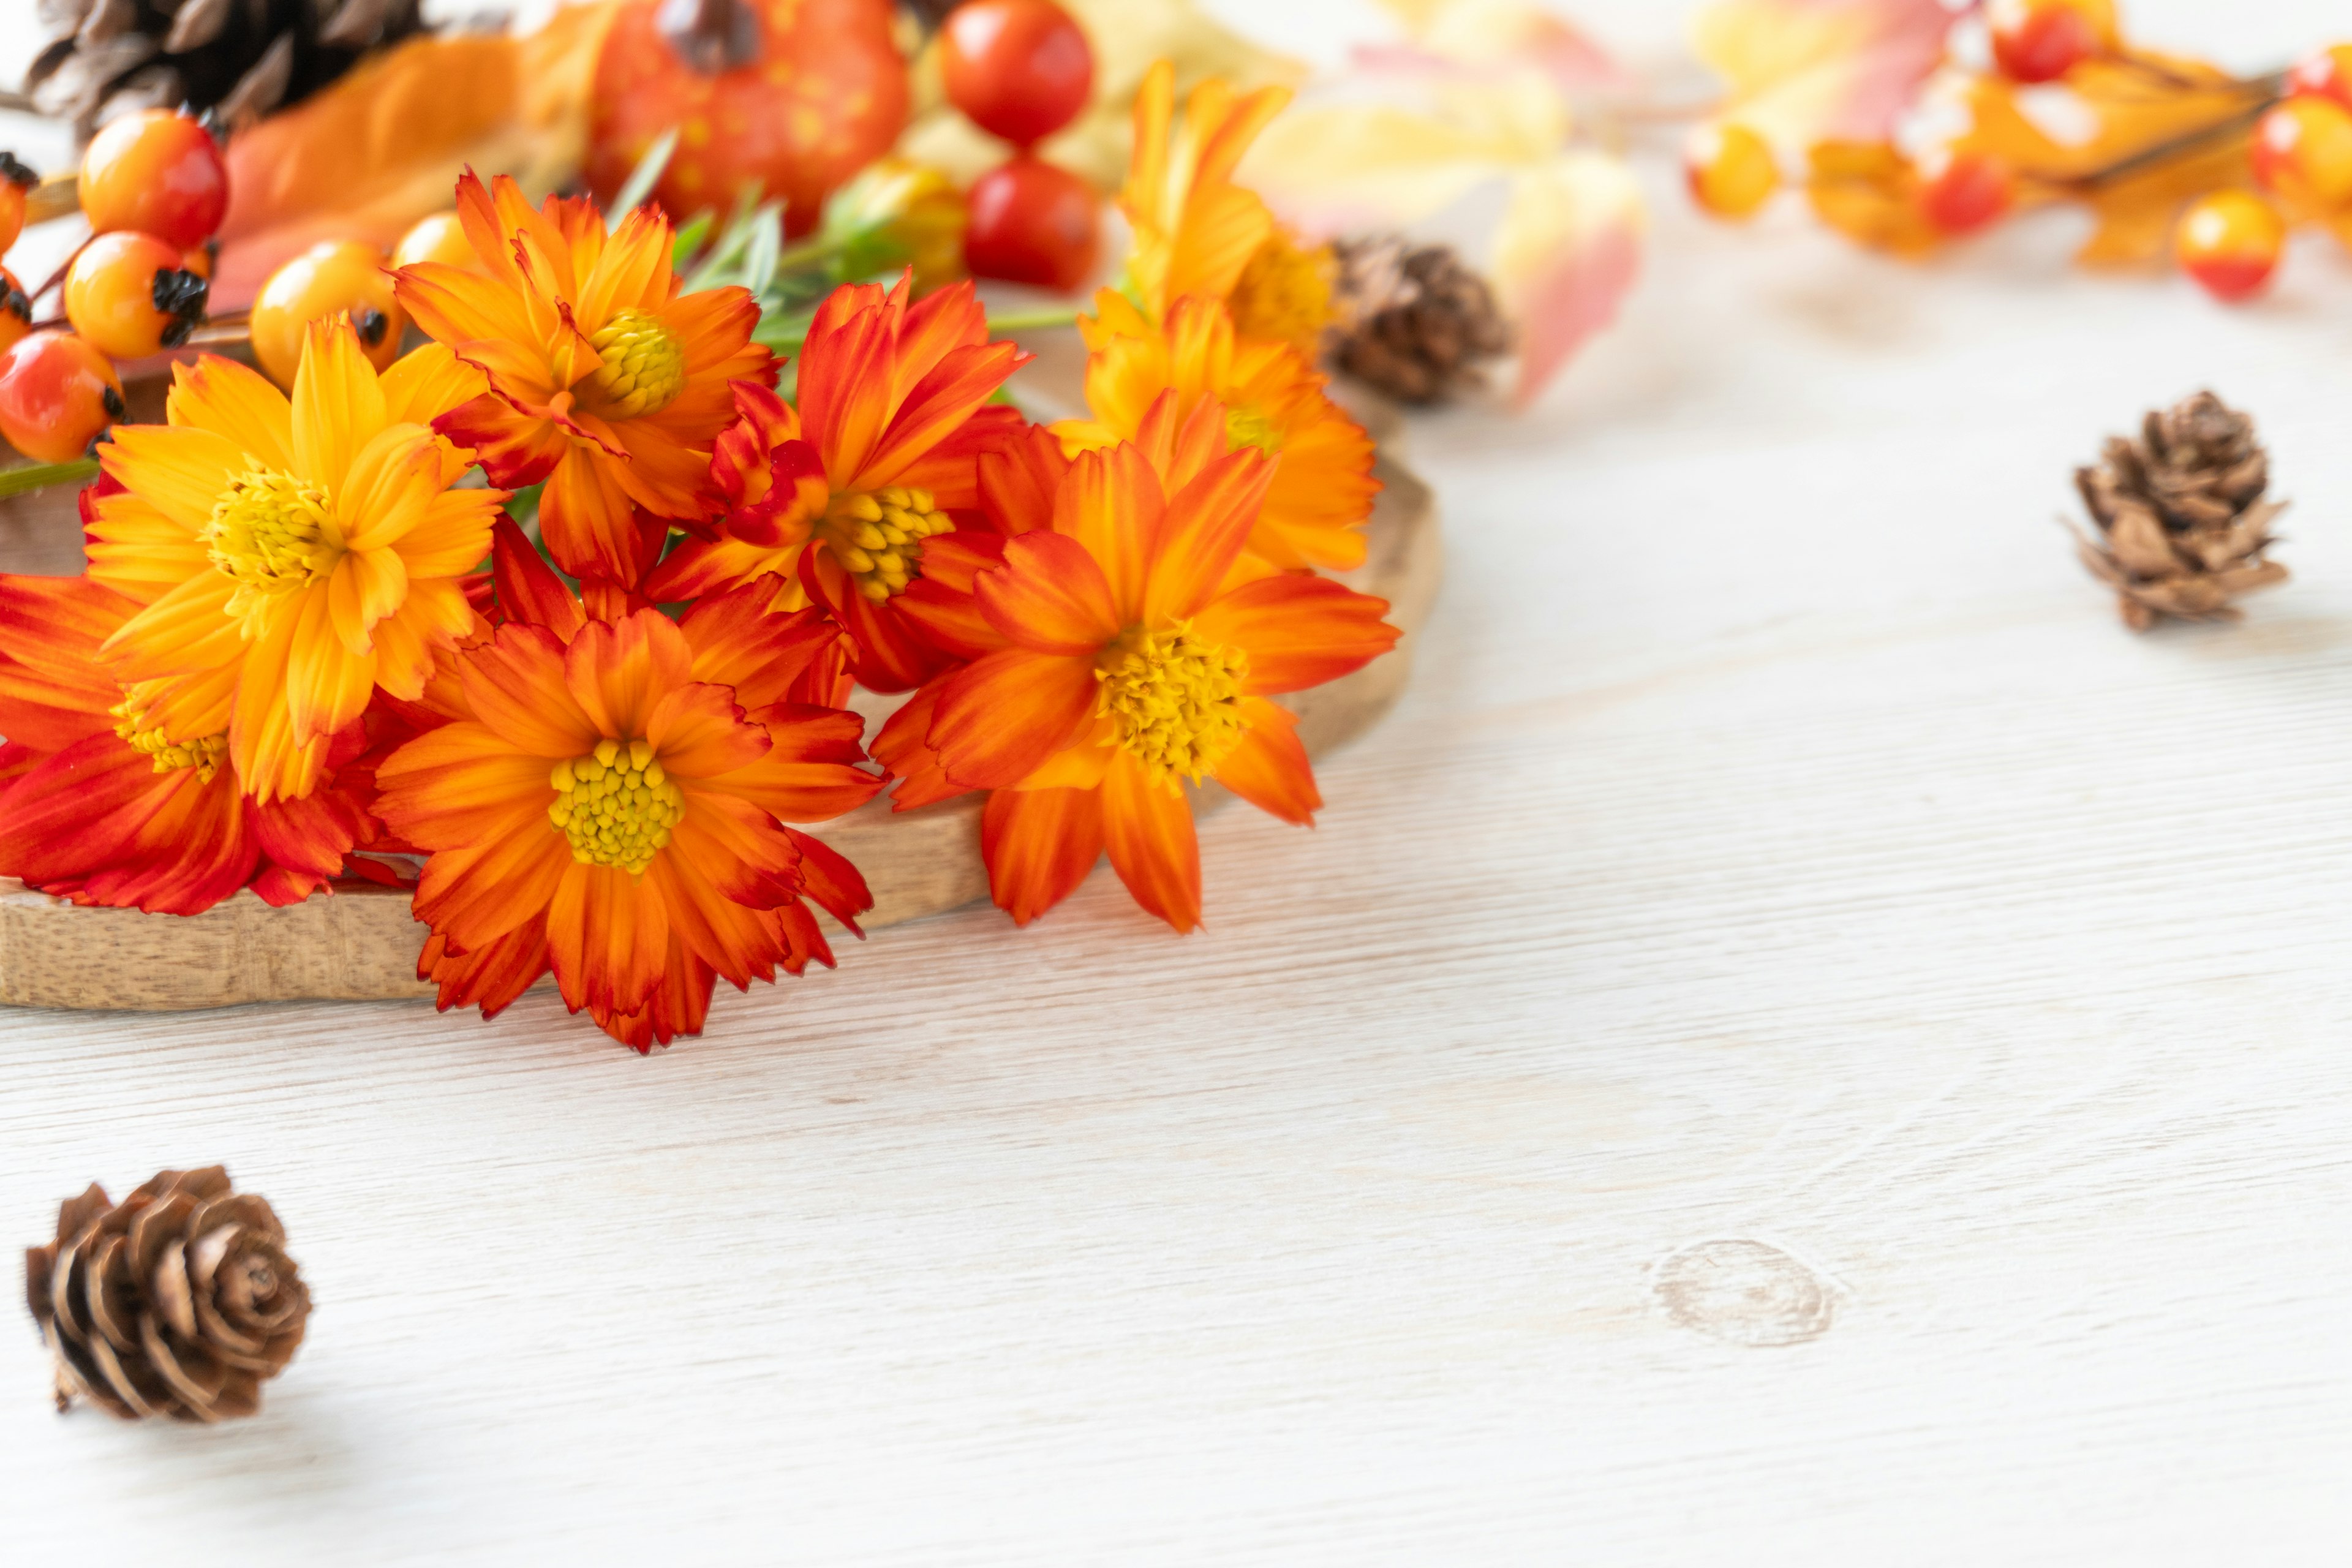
0 457 99 499
984 306 1082 333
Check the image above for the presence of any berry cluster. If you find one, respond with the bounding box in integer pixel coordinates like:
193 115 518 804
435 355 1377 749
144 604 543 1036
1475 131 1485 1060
1687 1 2352 306
0 110 229 463
940 0 1101 292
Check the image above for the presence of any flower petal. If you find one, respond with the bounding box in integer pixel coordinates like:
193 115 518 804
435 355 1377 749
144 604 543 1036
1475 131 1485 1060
1100 749 1201 931
982 786 1105 925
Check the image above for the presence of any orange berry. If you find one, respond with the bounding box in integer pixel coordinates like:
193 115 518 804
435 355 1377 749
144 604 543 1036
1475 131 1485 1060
0 266 30 356
181 241 216 282
0 331 126 462
64 230 209 360
391 210 479 273
2252 96 2352 212
2176 190 2286 302
1988 0 2114 84
251 241 405 388
1685 122 1779 221
78 110 230 249
2287 45 2352 111
0 152 35 257
1917 150 2015 235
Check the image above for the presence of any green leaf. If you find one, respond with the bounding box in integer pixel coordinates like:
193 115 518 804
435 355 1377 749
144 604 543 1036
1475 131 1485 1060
612 129 679 217
671 211 715 271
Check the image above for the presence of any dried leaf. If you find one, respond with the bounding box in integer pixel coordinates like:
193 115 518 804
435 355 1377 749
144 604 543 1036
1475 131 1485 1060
1691 0 1954 152
211 3 616 311
1804 140 1939 255
1953 54 2270 266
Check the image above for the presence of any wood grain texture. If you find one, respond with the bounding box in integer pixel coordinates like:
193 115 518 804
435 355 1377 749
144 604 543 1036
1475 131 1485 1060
6 2 2352 1560
0 458 1436 1010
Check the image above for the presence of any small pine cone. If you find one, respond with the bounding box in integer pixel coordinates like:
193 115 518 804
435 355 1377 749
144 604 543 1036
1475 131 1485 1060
26 0 429 141
2071 391 2288 631
24 1167 309 1421
1325 236 1512 406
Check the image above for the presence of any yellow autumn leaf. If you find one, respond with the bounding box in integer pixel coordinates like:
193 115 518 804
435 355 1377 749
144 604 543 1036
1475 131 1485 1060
1692 0 1953 151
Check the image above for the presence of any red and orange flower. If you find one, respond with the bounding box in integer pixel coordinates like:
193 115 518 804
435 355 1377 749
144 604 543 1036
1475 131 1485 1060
645 274 1027 689
374 525 881 1049
83 322 503 803
875 393 1398 930
0 574 368 913
394 171 772 586
1058 291 1379 572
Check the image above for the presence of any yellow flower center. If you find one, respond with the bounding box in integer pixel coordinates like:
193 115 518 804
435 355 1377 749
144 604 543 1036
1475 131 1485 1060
1095 622 1249 786
1224 404 1284 456
202 465 337 606
815 486 952 603
586 307 687 418
110 693 227 783
547 737 685 875
1226 228 1337 355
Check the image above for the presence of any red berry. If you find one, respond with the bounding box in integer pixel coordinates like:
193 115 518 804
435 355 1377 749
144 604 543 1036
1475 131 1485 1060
0 154 35 258
1917 150 2015 235
78 110 230 249
2288 45 2352 111
0 331 126 463
0 266 30 357
1988 0 2112 84
64 230 209 360
2176 190 2286 303
2252 96 2352 212
941 0 1095 149
965 155 1100 291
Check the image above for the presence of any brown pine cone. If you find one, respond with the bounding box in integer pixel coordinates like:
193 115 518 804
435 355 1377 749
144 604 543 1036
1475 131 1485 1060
24 1166 308 1421
2071 391 2288 631
1325 236 1512 407
24 0 429 140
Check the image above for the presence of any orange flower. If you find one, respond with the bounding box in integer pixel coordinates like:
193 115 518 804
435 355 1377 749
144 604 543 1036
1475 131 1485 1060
1121 59 1293 325
394 171 772 586
0 573 368 913
873 393 1399 931
644 274 1027 690
83 321 504 803
1057 291 1378 571
374 524 881 1050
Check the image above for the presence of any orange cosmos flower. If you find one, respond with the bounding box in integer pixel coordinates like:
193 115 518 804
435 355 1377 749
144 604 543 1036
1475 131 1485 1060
394 170 772 586
1058 290 1378 572
374 525 881 1050
1121 59 1293 326
0 574 368 913
83 321 504 804
644 274 1027 690
873 393 1400 931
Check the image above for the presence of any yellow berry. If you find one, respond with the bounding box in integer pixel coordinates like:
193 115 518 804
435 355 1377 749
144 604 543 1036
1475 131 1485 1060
1685 123 1779 221
251 241 404 388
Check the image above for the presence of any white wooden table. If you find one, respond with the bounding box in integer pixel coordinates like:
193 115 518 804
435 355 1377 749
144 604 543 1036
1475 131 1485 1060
7 1 2352 1559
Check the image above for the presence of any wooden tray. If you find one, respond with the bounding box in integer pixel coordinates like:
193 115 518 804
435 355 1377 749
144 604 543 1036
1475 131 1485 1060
0 454 1440 1011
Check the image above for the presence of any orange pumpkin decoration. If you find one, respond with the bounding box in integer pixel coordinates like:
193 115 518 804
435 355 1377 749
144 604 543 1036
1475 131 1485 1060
587 0 910 236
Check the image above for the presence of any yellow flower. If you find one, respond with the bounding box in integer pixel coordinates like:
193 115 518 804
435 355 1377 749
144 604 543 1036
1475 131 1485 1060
1057 291 1376 571
85 320 503 802
1120 59 1294 325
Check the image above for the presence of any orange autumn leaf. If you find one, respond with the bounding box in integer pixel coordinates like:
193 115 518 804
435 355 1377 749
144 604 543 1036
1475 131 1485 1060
1804 140 1941 256
1953 53 2273 265
211 4 617 310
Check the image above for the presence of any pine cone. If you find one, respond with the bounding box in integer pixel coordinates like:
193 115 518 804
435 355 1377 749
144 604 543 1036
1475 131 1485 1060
1325 236 1512 406
2071 391 2288 631
24 1166 308 1421
24 0 429 141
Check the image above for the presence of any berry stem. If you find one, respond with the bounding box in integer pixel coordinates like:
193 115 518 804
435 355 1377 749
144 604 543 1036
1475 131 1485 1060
2052 78 2286 194
0 456 100 499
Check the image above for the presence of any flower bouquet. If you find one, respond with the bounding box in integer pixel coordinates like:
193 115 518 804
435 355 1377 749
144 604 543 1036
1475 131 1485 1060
0 50 1438 1050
